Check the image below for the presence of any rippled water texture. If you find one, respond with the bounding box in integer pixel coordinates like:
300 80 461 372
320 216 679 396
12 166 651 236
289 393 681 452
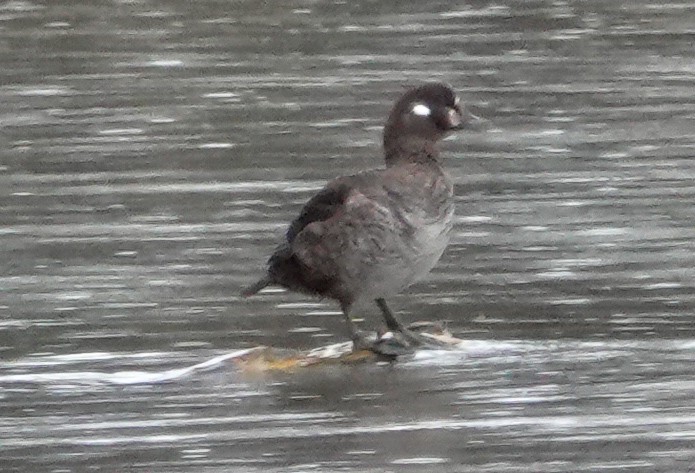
1 1 695 472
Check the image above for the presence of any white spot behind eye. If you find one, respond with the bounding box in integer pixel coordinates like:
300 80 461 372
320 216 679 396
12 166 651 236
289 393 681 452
411 103 431 117
454 95 460 106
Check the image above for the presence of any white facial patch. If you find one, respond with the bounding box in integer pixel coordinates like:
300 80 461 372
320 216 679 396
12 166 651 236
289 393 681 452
454 95 460 106
411 103 431 117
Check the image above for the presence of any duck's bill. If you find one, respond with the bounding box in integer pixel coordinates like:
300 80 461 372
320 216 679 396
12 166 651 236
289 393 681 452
448 107 487 131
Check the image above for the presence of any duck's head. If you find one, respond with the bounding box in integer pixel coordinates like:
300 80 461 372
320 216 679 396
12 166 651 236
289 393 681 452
383 83 478 164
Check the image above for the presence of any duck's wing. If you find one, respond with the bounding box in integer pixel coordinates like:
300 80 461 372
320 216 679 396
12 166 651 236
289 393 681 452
243 175 369 298
285 180 353 243
244 171 390 299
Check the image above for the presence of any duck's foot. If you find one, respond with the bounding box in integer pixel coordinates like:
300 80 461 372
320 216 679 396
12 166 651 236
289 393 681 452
347 331 409 358
370 330 418 357
377 323 459 353
350 323 458 358
352 329 428 358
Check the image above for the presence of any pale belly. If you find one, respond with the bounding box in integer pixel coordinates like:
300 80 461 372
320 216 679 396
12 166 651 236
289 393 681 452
354 208 454 300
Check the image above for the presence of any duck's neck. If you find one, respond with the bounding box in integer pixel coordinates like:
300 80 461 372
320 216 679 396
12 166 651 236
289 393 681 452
383 133 441 167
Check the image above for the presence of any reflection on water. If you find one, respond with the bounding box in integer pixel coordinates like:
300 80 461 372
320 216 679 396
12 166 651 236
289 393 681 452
2 0 695 471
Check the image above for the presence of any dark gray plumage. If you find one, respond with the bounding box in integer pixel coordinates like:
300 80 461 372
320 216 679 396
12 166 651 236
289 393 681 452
244 83 475 350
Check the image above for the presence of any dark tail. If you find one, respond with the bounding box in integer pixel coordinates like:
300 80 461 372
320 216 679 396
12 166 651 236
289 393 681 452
241 276 272 298
243 243 308 297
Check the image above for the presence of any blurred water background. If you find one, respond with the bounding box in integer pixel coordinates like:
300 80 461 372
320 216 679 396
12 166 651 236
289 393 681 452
1 0 695 471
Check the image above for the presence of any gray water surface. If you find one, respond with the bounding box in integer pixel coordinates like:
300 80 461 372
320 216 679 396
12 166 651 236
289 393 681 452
2 1 695 472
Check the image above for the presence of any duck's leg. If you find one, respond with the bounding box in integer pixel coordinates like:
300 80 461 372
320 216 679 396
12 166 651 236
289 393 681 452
375 298 407 332
340 302 371 350
374 298 439 347
340 301 414 356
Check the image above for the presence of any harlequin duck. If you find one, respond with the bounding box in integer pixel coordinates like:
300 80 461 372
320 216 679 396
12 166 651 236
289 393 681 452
244 83 477 352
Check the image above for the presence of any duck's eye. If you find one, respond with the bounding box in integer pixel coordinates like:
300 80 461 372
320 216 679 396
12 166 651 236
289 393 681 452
411 103 431 117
